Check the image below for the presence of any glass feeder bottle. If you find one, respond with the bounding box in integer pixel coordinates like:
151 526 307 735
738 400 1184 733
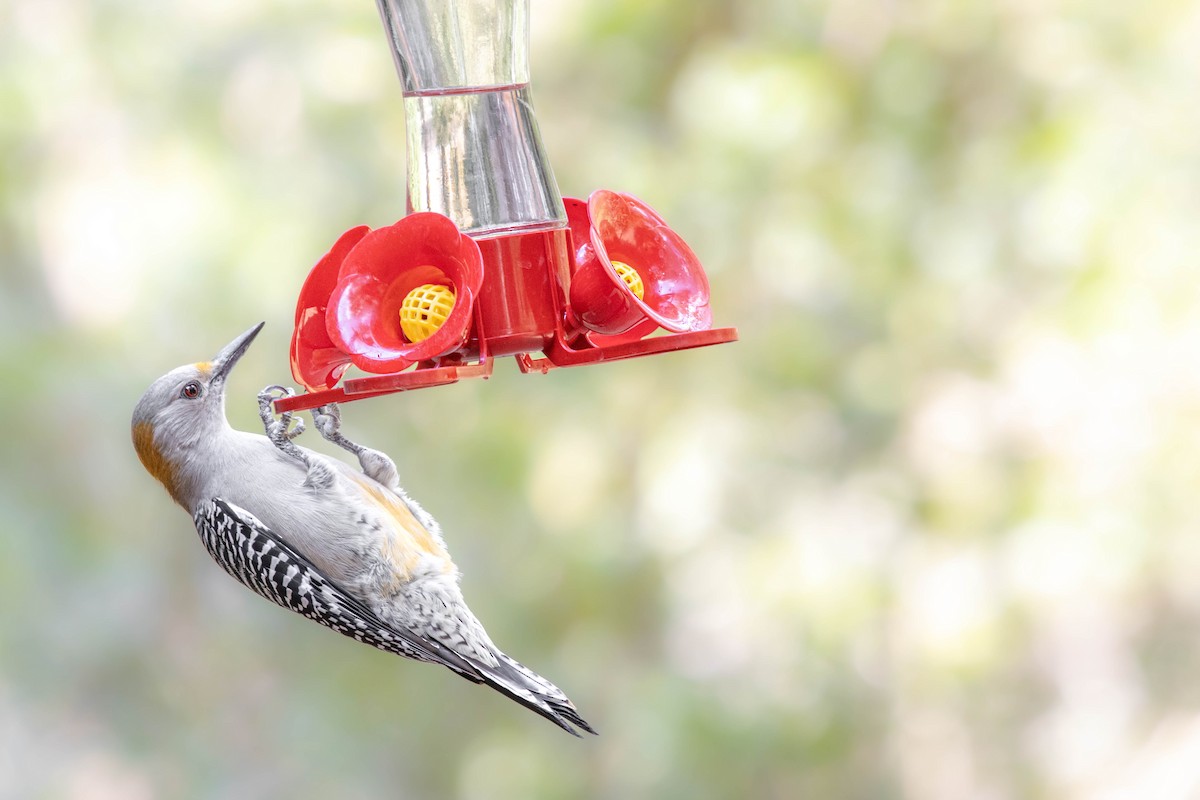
375 0 566 238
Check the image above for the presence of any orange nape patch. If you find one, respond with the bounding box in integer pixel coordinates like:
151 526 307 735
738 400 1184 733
132 422 183 505
193 361 213 377
352 477 450 579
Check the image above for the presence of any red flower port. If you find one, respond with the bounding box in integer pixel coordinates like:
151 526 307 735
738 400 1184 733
564 189 712 342
290 225 368 391
289 213 484 392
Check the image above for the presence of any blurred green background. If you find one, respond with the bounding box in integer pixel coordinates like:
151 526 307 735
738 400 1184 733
4 0 1200 797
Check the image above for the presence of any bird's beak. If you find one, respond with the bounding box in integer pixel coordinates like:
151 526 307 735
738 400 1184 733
210 322 265 386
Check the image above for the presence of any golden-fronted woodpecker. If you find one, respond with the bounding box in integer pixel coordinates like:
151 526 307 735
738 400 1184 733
131 323 594 736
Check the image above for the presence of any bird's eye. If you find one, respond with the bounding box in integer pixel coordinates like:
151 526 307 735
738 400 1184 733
180 381 202 400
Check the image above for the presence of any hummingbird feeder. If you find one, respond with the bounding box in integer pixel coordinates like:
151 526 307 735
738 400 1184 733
277 0 738 413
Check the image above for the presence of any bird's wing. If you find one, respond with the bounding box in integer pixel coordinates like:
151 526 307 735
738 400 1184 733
192 497 482 677
192 497 596 736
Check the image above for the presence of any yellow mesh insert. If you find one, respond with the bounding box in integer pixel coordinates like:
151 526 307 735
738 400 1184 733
611 260 645 301
399 283 456 343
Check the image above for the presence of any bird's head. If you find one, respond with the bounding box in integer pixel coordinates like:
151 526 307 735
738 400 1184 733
131 322 264 505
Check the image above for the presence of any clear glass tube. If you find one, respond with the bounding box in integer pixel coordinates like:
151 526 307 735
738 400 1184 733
375 0 566 237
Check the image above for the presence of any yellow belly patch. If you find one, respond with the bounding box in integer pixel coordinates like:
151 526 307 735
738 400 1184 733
353 478 450 579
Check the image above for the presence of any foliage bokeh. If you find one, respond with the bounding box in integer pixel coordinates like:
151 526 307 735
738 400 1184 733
3 0 1200 797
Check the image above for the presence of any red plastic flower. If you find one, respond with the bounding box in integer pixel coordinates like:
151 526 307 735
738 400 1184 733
290 225 369 391
289 213 484 391
564 189 712 340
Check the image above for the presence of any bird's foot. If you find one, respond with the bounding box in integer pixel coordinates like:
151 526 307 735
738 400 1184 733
313 404 358 453
314 403 400 489
258 387 337 488
258 385 306 459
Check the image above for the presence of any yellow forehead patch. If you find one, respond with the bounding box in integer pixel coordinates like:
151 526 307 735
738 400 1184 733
194 361 213 377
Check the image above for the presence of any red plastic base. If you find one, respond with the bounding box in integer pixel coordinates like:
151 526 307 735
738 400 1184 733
520 326 739 373
275 359 494 412
275 325 738 412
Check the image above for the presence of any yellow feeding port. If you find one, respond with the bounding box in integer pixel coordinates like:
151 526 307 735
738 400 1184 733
610 260 645 301
400 283 456 343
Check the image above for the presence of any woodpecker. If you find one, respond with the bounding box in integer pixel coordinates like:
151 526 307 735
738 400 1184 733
131 322 595 736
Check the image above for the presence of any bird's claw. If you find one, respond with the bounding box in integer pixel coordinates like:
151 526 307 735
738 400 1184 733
314 402 361 455
257 384 291 416
313 403 343 441
258 385 305 450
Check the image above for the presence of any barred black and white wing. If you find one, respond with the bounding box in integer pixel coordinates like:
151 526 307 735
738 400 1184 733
192 497 596 737
193 498 480 674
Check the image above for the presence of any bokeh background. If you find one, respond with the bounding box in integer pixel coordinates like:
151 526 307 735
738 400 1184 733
4 0 1200 797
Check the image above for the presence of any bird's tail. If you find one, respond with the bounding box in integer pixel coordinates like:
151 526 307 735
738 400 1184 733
475 652 597 737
